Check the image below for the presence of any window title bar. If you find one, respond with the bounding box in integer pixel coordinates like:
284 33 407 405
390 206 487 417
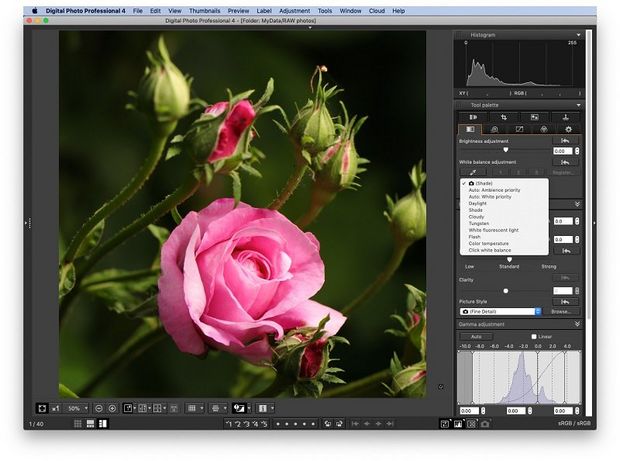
24 6 597 17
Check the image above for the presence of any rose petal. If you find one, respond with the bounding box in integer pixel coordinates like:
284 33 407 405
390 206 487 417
223 336 273 364
158 211 205 355
201 315 284 344
196 197 248 235
247 219 325 319
223 256 280 319
203 101 228 117
305 231 320 251
196 239 253 322
183 227 243 346
196 206 274 255
270 299 346 337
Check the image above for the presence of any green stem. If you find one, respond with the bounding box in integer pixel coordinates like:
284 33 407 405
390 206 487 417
269 161 308 211
84 173 201 273
295 188 335 229
78 326 167 397
341 243 409 316
79 268 160 289
295 203 324 229
59 172 202 323
322 369 391 398
62 124 175 264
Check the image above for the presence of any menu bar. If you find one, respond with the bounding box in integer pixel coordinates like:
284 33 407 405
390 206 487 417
24 6 597 17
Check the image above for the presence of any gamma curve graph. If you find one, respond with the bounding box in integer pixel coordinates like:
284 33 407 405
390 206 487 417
457 350 581 405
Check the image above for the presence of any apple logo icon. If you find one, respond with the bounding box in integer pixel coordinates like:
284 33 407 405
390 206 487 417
32 8 38 14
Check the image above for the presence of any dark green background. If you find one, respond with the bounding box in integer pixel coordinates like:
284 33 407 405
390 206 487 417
59 30 426 397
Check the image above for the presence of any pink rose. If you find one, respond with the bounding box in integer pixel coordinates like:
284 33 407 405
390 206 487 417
158 198 346 363
203 100 255 163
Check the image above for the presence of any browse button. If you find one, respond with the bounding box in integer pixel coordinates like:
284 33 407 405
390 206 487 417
543 307 581 316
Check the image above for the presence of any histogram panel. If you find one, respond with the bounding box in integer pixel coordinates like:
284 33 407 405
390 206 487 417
454 39 585 88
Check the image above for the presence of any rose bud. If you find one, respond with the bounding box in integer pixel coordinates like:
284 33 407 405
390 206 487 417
391 364 427 398
385 353 426 398
267 316 348 396
273 334 329 382
182 99 256 172
133 36 191 129
166 78 280 176
275 334 329 382
289 67 340 160
385 160 427 247
311 109 368 199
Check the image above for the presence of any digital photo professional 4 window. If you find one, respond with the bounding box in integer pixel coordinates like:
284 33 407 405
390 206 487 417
23 5 596 431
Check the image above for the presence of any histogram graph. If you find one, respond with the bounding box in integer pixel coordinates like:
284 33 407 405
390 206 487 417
454 39 585 88
457 350 581 405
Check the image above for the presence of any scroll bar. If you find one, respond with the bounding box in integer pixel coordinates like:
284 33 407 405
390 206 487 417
585 28 593 417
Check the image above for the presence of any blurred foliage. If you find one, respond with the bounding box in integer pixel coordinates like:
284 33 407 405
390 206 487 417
59 30 426 397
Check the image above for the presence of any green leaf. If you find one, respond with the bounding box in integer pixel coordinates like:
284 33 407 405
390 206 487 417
321 374 346 385
389 313 409 331
148 224 169 268
385 194 395 213
256 104 282 116
228 88 255 107
325 367 344 374
74 219 105 259
125 294 159 318
81 268 159 315
157 35 171 62
58 262 76 298
203 163 214 186
405 284 427 313
385 328 406 338
301 134 315 146
273 119 289 134
411 160 427 190
300 149 313 165
147 224 170 245
249 145 266 161
329 335 350 346
165 144 182 160
254 77 274 108
389 352 403 375
59 383 79 398
171 206 183 225
230 171 242 207
239 163 262 178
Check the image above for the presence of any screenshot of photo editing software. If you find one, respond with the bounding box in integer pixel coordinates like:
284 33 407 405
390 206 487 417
23 5 596 431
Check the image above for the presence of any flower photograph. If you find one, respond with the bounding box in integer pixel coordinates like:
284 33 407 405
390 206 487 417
58 30 426 398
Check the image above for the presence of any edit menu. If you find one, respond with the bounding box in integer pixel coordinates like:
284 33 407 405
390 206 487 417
452 30 594 427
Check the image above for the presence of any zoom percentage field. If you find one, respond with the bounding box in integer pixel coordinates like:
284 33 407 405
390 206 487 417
460 178 549 256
